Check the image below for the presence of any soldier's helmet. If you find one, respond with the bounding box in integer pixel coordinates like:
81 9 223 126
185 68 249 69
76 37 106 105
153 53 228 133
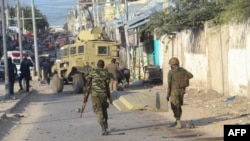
169 57 179 66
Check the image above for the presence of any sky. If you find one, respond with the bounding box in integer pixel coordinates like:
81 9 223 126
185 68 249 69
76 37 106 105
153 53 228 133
6 0 163 27
17 0 77 26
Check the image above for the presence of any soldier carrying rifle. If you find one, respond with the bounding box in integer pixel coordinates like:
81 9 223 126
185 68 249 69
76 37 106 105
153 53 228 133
82 59 113 135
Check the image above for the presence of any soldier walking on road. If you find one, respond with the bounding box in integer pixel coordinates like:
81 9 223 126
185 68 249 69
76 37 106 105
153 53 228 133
19 57 33 92
105 58 124 92
83 59 113 135
8 57 17 96
166 57 193 129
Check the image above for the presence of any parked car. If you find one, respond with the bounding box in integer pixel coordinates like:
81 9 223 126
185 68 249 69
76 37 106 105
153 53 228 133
0 51 34 78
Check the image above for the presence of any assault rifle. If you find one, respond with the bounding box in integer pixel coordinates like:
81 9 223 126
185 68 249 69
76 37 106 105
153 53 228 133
80 82 92 118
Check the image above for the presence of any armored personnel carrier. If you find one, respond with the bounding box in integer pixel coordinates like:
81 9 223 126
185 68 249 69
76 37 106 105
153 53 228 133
51 27 120 93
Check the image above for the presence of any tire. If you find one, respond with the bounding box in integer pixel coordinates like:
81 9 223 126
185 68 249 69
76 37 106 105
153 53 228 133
72 73 84 94
51 74 64 93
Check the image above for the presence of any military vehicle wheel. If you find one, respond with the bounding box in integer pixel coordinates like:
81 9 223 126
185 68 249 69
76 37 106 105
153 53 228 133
72 73 84 93
51 74 64 93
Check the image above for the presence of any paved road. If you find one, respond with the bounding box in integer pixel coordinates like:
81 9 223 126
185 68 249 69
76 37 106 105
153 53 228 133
0 82 223 141
0 80 225 141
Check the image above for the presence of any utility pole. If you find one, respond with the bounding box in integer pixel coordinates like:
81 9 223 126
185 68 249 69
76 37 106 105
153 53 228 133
92 0 96 27
77 0 81 31
1 0 10 99
31 0 40 80
22 10 24 33
125 0 128 21
96 0 99 27
5 4 9 27
16 0 23 61
124 0 130 69
78 0 117 28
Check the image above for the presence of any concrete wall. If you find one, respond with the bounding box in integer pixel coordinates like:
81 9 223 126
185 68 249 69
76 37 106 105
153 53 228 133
161 21 250 97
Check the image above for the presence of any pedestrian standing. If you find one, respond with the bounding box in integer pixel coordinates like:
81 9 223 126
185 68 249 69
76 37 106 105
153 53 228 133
8 57 17 96
41 58 52 85
166 57 193 129
83 59 113 135
19 56 33 92
105 58 125 92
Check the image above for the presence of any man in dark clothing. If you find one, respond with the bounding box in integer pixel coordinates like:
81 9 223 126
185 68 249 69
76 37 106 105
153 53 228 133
105 58 125 92
8 57 17 95
19 57 33 92
42 58 52 85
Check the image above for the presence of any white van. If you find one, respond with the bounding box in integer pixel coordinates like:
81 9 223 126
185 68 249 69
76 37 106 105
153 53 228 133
0 51 34 77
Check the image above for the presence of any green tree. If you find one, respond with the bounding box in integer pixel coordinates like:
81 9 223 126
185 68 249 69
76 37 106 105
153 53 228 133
63 23 68 31
8 6 49 31
141 0 223 38
141 0 250 38
217 0 250 23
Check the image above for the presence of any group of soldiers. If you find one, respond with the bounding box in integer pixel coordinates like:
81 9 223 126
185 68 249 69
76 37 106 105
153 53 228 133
8 55 193 134
82 57 193 135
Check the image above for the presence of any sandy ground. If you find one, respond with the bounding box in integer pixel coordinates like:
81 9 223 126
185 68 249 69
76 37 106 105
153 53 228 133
162 86 250 137
1 82 250 139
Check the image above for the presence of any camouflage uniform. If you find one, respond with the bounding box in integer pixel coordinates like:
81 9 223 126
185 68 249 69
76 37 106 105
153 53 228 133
167 57 193 128
86 68 110 129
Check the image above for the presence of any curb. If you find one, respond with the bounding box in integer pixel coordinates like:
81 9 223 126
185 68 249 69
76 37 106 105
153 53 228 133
111 89 168 112
0 89 35 122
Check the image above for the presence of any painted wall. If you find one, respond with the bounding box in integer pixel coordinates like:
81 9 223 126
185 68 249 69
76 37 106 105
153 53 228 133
154 40 160 66
161 21 250 97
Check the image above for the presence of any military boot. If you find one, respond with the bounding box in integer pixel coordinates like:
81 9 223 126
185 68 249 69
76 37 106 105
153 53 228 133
104 121 109 135
100 123 108 136
105 119 108 129
175 120 182 129
168 120 177 127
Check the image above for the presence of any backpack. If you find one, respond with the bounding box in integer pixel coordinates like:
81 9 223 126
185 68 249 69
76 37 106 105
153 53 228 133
172 67 193 89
